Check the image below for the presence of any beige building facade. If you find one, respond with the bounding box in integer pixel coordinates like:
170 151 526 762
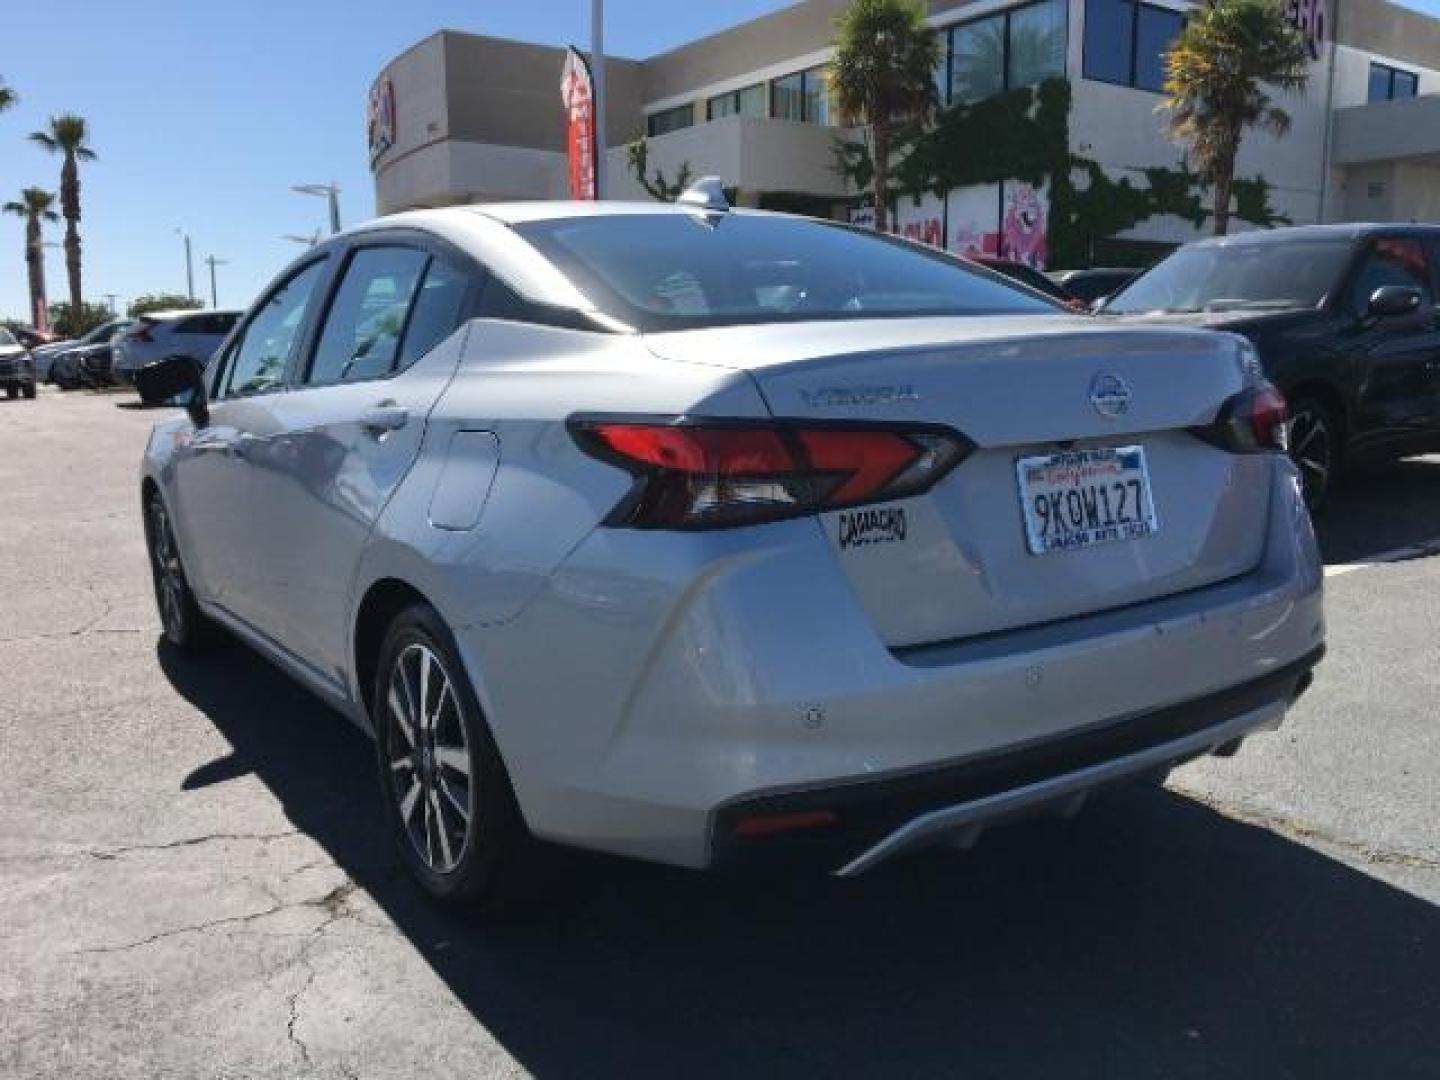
369 0 1440 267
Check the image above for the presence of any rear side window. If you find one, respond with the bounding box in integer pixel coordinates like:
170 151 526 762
306 247 428 385
514 213 1056 331
1348 238 1434 315
398 258 472 366
222 259 329 396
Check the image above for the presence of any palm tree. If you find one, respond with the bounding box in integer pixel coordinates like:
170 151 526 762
1161 0 1309 236
30 114 97 309
831 0 942 232
0 77 16 113
3 189 59 328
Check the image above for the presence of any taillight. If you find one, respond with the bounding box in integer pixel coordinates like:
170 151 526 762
126 326 154 343
1196 383 1289 454
569 417 972 529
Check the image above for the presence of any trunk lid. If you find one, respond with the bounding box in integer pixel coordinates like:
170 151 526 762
645 317 1271 648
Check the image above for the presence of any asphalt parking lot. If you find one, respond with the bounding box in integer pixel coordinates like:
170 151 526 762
2 387 1437 1080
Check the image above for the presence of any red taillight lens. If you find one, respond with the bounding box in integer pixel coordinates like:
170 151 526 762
1197 383 1289 454
570 418 971 529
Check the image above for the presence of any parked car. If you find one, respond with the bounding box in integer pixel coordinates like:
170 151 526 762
7 325 58 350
42 318 133 388
1102 223 1440 509
77 342 119 388
113 309 242 385
0 327 37 399
970 256 1087 310
1050 267 1138 307
136 193 1324 908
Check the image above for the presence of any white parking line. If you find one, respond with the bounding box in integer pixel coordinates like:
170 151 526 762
1325 540 1440 577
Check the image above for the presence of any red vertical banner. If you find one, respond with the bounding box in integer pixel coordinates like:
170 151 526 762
562 47 598 201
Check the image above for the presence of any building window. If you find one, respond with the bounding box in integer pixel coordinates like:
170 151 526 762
771 66 831 124
1083 0 1185 93
1368 62 1420 102
647 103 695 137
707 83 767 121
947 0 1067 107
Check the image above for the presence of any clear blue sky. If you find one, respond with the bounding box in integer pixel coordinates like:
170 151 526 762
4 0 1440 322
0 0 792 320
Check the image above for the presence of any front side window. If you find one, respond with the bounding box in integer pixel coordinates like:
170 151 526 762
515 213 1057 332
307 247 429 385
222 259 328 396
1348 238 1434 315
707 83 766 120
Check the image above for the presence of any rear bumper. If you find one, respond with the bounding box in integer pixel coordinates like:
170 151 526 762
712 647 1319 874
458 459 1323 871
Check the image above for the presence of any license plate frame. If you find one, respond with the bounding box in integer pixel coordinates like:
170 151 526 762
1016 445 1159 555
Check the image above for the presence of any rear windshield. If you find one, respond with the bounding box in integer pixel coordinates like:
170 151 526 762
514 213 1058 331
1105 240 1355 314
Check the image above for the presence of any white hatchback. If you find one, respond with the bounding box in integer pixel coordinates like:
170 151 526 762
136 192 1324 908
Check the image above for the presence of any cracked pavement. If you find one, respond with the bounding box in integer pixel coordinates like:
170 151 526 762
1 389 1437 1079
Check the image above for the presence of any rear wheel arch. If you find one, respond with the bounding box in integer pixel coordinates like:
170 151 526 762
353 578 435 718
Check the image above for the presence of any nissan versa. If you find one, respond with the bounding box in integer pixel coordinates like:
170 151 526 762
136 187 1325 908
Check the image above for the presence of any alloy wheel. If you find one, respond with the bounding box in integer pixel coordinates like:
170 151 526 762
385 643 474 875
1288 405 1333 510
148 500 186 639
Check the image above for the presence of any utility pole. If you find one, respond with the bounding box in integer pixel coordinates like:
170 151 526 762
176 229 195 300
292 183 342 234
102 293 118 315
204 256 229 308
591 0 606 198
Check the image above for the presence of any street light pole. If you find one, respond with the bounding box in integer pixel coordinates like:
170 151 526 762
176 229 195 300
292 183 342 234
204 256 229 308
591 0 606 198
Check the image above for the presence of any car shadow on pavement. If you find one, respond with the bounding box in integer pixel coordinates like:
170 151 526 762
1318 456 1440 565
157 637 1440 1078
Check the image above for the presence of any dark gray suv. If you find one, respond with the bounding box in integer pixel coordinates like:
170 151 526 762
0 328 37 399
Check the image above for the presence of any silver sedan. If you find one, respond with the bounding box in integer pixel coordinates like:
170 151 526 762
136 187 1324 909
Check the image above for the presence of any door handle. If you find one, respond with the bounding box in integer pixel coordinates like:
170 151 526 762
360 402 410 437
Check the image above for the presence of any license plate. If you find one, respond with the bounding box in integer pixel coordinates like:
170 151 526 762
1016 446 1159 555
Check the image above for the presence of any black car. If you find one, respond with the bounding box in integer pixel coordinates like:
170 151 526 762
969 256 1085 308
1050 267 1138 306
0 327 37 399
1103 224 1440 508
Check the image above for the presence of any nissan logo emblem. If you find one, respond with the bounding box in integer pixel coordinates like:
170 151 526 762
1090 373 1132 419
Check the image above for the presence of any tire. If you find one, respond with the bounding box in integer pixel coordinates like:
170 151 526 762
5 386 15 400
372 604 528 910
1287 396 1340 513
22 384 36 400
143 492 220 652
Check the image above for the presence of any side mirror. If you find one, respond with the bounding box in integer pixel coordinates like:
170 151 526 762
135 355 209 427
1367 285 1424 321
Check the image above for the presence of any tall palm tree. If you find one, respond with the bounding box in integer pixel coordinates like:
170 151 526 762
3 189 59 327
831 0 942 233
1161 0 1309 236
30 114 97 309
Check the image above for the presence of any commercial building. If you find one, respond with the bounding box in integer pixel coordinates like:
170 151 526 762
369 0 1440 268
